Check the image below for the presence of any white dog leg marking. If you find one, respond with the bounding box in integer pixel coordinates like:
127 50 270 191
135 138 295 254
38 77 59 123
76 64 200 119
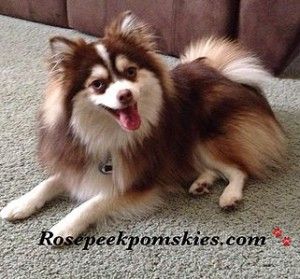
48 189 162 245
1 175 64 220
189 169 218 195
48 198 100 241
219 168 246 209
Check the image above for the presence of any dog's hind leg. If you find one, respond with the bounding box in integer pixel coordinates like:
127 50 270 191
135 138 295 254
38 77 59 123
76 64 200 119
196 146 248 209
1 175 65 220
217 165 247 209
189 162 247 209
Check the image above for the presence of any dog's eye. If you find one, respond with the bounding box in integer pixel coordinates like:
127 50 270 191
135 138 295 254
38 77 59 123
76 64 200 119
125 67 137 79
90 80 106 93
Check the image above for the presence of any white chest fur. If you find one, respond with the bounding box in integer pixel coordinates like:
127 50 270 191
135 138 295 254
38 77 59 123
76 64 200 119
64 162 114 202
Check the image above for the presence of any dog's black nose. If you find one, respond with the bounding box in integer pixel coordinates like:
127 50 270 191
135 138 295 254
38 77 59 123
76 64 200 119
118 89 133 104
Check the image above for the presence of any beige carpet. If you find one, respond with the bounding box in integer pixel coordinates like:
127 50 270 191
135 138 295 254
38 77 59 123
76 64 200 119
0 15 299 278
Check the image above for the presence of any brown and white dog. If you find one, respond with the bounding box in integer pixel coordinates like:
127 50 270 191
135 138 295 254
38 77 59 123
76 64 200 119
1 12 286 240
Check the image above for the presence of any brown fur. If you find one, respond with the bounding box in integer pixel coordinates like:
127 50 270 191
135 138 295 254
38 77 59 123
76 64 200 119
169 60 286 178
38 14 286 197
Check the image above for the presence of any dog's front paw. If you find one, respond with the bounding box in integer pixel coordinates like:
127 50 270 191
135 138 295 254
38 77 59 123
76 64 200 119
48 224 74 246
50 222 78 238
47 219 86 247
1 196 42 221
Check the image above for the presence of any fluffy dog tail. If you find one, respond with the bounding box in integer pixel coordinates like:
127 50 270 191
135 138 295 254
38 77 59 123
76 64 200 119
181 37 287 178
180 37 271 88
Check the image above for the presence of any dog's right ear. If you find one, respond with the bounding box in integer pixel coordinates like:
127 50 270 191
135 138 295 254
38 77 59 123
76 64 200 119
105 11 156 51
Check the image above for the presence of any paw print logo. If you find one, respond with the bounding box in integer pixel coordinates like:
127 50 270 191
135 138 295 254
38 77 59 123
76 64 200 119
282 236 292 247
271 226 292 247
272 226 283 238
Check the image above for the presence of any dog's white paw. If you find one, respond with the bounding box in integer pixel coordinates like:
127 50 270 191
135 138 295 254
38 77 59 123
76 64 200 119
219 191 242 209
1 196 42 221
47 219 84 246
46 224 73 247
189 180 211 195
50 223 74 240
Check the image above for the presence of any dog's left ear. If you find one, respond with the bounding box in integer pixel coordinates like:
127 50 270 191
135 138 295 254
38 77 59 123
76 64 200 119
49 36 78 56
48 36 86 74
105 11 156 51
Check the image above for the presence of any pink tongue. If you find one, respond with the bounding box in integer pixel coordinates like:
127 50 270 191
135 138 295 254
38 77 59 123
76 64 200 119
117 104 141 131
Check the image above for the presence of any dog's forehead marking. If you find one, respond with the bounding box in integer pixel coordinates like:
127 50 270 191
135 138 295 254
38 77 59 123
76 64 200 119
115 55 135 72
95 43 116 79
96 44 110 66
91 65 108 79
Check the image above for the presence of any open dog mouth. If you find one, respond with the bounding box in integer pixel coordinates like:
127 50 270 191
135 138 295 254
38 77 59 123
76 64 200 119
100 102 141 131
